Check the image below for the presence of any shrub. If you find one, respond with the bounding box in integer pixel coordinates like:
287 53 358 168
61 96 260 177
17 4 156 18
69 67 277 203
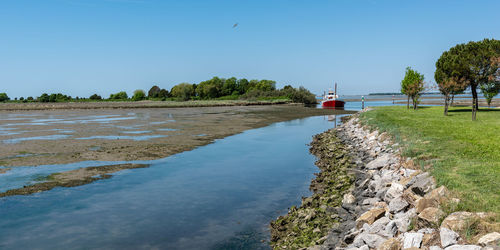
132 89 146 101
38 93 50 102
171 83 195 101
109 91 128 100
89 94 102 100
0 93 10 102
286 87 317 104
148 85 161 98
159 88 169 98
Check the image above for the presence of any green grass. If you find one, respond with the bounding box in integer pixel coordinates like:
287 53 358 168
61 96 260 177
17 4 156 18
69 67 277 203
360 106 500 215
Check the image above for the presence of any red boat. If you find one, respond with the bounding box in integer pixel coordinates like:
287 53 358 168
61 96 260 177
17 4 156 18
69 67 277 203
321 83 345 108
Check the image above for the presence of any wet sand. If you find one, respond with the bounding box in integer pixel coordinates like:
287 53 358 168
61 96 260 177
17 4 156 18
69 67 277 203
0 104 354 168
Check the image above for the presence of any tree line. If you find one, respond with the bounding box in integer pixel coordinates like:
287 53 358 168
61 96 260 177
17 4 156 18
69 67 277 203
401 39 500 120
0 77 317 104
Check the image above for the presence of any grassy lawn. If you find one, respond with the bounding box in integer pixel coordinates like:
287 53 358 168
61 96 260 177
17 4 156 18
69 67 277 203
359 106 500 215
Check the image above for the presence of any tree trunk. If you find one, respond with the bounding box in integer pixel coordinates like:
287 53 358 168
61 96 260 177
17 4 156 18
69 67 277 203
451 94 455 106
407 96 410 109
476 94 480 111
471 85 478 121
444 95 449 116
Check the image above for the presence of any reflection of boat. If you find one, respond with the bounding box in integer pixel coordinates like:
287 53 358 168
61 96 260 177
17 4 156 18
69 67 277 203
321 83 345 108
327 115 336 121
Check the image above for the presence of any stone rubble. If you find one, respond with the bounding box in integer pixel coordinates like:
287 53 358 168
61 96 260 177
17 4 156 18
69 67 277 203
305 112 498 250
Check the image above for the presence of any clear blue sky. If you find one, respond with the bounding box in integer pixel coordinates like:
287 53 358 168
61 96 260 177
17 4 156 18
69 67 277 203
1 0 500 98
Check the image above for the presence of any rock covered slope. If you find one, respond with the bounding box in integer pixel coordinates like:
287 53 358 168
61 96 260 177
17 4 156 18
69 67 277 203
270 112 500 249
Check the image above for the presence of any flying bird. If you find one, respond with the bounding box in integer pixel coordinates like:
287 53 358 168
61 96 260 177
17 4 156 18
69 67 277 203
233 23 238 28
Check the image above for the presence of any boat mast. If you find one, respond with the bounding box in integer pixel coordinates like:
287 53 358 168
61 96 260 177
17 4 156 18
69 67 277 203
335 82 337 96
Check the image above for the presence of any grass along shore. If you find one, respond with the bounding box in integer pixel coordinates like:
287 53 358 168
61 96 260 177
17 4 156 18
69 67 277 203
0 98 292 110
359 106 500 216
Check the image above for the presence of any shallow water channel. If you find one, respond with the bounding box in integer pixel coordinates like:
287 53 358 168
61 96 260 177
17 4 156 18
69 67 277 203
0 115 346 249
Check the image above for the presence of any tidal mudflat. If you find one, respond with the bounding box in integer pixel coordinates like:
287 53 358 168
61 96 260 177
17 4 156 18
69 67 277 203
0 104 352 168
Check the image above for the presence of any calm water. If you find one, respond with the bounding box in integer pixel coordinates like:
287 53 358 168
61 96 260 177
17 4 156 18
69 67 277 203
0 116 345 250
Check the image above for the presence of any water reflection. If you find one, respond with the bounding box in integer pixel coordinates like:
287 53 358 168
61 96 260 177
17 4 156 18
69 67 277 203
0 116 342 249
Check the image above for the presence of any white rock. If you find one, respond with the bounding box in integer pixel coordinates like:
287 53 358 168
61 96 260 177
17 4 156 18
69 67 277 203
388 196 409 213
360 233 386 249
343 193 356 204
367 217 390 234
402 168 418 177
384 182 404 202
410 172 436 196
430 246 443 250
477 232 500 246
440 227 459 248
366 153 394 170
444 245 481 250
403 232 423 249
384 220 398 237
359 245 369 250
362 197 380 206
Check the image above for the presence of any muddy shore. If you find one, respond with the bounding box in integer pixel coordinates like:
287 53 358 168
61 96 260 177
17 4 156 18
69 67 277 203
0 104 354 168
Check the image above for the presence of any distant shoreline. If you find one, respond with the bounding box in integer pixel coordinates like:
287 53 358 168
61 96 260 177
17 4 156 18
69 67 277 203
0 99 294 111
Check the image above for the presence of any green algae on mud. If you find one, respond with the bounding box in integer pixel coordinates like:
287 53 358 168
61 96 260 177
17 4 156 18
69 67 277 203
270 129 354 249
0 163 149 198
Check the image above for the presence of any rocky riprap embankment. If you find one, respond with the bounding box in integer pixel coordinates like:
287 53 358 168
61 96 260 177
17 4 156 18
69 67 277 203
271 112 500 250
270 128 355 248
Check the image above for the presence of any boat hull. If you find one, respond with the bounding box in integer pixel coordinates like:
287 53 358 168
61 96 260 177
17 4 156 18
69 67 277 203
321 100 345 108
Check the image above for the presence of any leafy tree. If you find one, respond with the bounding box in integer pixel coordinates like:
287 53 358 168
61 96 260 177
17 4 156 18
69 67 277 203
248 79 259 91
27 96 34 101
148 85 161 98
38 93 50 102
196 77 223 99
89 94 102 100
286 86 317 104
480 82 499 108
109 91 128 100
253 80 276 92
0 93 9 102
401 67 425 110
158 88 169 98
435 39 500 120
132 89 146 101
236 78 250 94
171 83 195 101
436 77 469 115
221 77 237 96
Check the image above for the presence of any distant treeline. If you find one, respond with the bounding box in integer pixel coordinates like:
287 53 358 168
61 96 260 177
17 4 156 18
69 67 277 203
0 77 317 104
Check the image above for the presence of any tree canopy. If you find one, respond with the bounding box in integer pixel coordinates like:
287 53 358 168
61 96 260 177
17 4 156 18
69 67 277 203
435 39 500 120
0 93 10 102
132 89 146 101
401 67 425 110
170 83 195 101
